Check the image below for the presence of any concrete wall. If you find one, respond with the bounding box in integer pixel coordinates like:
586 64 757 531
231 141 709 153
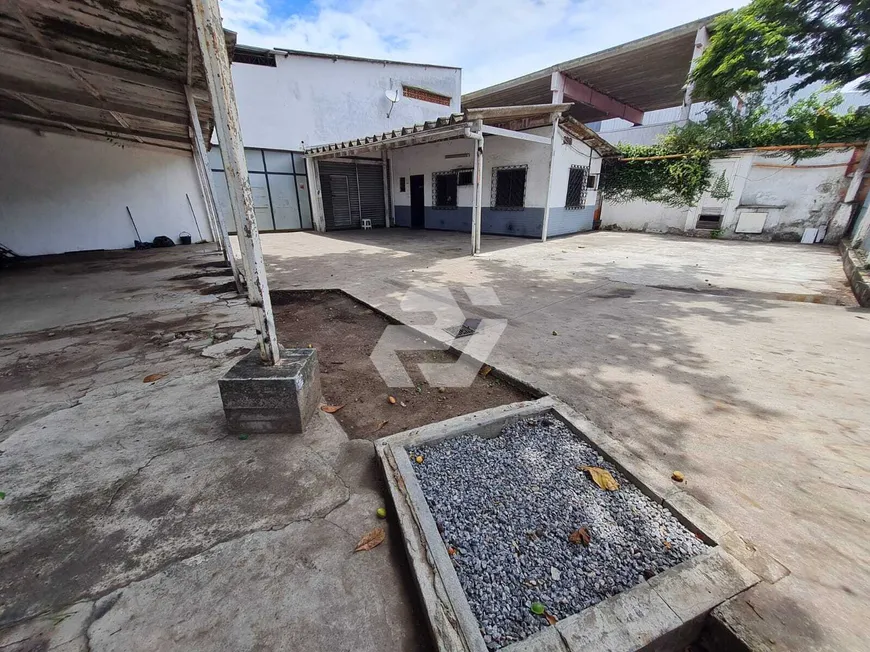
547 128 601 237
389 125 600 238
601 150 853 241
230 53 461 151
0 124 209 256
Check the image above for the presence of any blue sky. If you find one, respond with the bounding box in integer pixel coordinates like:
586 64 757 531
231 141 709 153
219 0 747 92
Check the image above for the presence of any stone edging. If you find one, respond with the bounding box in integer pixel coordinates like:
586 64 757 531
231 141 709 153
839 239 870 307
375 397 788 652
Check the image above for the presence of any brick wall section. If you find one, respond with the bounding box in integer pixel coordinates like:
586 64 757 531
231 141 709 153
403 86 451 107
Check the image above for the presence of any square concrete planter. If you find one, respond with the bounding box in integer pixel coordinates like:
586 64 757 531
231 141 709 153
219 347 321 435
375 396 777 652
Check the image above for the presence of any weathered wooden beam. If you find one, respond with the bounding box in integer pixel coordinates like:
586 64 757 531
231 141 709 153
551 72 644 125
0 36 209 100
191 0 279 365
185 84 241 289
0 73 189 125
479 124 551 145
0 113 190 151
0 102 189 143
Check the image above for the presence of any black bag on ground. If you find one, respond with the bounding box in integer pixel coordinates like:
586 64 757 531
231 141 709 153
152 235 176 248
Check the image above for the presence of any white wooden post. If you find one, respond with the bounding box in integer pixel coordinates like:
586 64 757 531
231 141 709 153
541 115 560 242
188 133 222 250
468 120 484 255
191 0 279 364
305 157 326 231
680 26 709 121
185 87 243 292
382 148 392 228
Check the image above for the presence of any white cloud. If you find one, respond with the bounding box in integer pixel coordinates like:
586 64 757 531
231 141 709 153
219 0 745 92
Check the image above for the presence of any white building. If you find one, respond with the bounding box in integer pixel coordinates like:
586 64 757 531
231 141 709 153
209 46 462 234
304 105 617 248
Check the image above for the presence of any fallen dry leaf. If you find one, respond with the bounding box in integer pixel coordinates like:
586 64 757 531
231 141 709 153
568 527 591 547
143 373 166 383
663 540 672 550
354 527 386 552
447 546 457 556
388 395 397 404
545 613 557 626
578 466 619 491
320 404 345 414
374 420 389 432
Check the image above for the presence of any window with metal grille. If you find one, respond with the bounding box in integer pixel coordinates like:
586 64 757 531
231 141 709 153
565 165 589 210
457 169 473 186
433 171 458 209
492 166 527 210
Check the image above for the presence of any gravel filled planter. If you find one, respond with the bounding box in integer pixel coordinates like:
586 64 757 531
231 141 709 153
377 398 763 652
410 417 709 650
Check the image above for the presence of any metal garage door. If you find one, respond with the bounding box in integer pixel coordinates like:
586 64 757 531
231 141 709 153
319 161 385 230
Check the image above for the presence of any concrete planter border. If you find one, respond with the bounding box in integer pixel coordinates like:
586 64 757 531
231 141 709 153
376 396 784 652
839 239 870 307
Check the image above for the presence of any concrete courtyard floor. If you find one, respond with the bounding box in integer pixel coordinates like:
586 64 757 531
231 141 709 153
0 230 867 651
254 229 869 651
0 247 429 651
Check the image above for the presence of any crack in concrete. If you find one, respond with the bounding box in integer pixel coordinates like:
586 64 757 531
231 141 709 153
82 498 355 643
102 433 232 513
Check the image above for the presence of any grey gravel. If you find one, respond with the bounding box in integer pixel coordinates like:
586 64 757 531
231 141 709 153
410 416 709 650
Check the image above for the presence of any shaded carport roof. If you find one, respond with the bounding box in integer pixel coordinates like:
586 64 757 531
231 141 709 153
0 0 232 151
462 14 724 123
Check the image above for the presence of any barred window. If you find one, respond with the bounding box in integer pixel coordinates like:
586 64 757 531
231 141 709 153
457 169 473 186
433 171 458 209
492 166 527 210
565 165 589 210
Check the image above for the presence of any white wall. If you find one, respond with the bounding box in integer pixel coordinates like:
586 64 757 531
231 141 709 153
549 128 601 208
601 149 853 240
230 53 462 151
389 126 555 210
0 124 209 256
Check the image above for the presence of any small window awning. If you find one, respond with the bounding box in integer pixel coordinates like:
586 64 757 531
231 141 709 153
304 103 620 159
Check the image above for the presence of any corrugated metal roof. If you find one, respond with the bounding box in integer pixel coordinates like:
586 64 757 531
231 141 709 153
304 103 619 157
462 14 726 123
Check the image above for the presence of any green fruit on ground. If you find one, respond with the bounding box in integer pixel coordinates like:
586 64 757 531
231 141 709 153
376 507 387 519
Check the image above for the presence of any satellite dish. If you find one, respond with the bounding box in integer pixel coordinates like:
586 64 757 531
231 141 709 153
385 89 400 118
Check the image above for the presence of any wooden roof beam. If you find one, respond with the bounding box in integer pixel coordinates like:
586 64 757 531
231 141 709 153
0 106 188 144
0 36 207 100
0 73 188 125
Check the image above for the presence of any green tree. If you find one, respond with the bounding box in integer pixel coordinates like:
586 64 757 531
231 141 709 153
691 0 870 103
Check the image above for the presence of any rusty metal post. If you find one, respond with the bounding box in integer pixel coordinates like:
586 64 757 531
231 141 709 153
190 0 279 364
